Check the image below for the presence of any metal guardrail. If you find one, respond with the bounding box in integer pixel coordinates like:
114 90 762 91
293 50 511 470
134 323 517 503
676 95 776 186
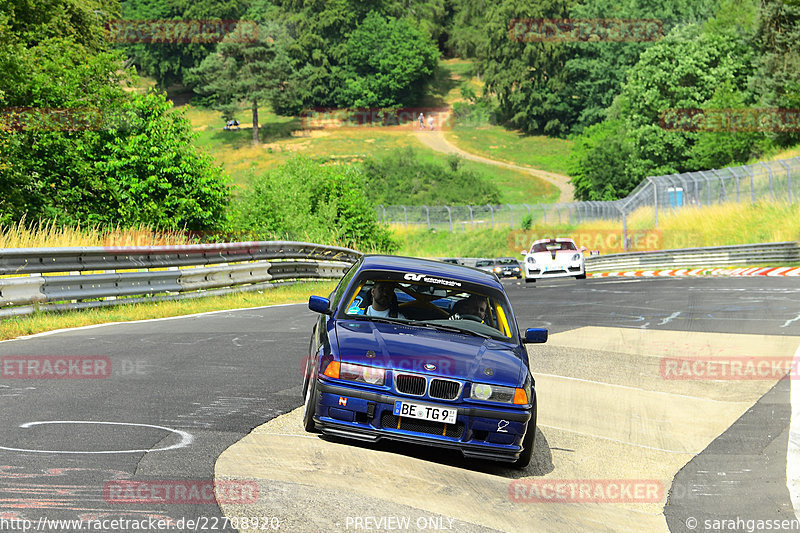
0 241 361 317
584 242 800 272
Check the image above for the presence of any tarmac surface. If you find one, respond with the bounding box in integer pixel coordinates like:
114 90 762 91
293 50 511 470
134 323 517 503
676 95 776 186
0 276 798 532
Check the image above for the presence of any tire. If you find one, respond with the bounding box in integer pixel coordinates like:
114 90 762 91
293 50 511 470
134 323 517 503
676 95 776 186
524 277 536 283
302 376 320 433
575 273 586 280
513 402 537 469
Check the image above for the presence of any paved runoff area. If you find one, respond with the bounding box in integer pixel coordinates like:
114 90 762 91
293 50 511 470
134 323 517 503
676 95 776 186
216 325 800 532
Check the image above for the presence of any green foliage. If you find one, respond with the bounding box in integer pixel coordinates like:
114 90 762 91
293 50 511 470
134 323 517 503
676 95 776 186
752 0 800 146
0 4 229 229
446 0 490 60
360 147 502 205
234 157 396 251
481 0 577 136
569 23 759 199
339 12 440 108
687 82 763 169
1 0 120 52
118 0 250 88
568 119 635 200
90 91 230 229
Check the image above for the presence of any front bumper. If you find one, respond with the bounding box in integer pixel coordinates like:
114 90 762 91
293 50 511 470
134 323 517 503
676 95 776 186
525 263 584 279
313 381 532 463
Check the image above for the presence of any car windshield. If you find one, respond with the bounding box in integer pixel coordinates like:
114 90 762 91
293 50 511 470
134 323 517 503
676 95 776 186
531 241 577 253
475 260 494 267
339 275 517 341
497 258 519 265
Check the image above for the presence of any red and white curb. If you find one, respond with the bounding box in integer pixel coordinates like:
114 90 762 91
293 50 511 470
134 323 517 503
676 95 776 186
588 267 800 278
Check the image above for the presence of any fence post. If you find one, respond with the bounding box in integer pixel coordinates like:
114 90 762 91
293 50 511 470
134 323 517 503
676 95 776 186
760 162 774 201
507 204 513 228
468 206 474 228
645 177 658 228
744 165 755 203
487 205 495 228
778 160 791 203
540 203 546 224
401 205 407 226
445 206 453 232
425 206 430 229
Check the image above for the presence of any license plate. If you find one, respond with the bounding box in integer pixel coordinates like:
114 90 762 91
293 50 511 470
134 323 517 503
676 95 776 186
393 401 457 424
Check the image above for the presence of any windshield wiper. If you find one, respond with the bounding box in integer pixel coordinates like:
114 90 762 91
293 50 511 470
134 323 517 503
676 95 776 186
354 316 403 325
404 320 492 339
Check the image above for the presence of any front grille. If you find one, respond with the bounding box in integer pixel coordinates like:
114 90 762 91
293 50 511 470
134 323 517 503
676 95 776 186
429 378 461 400
380 412 464 439
395 373 426 396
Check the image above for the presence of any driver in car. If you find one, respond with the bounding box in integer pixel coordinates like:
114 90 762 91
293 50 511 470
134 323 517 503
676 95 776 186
366 281 405 318
451 294 488 322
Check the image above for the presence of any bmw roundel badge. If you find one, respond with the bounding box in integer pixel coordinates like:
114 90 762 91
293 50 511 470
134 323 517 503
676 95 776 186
424 363 437 371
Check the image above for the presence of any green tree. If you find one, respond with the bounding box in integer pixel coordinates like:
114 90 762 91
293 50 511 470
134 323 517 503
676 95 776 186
90 90 230 229
752 0 800 146
189 21 299 145
480 0 577 136
117 0 250 88
339 12 440 108
0 6 229 229
569 23 758 199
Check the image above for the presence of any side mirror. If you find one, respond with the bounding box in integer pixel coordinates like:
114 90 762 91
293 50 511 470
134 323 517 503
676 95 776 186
308 295 332 315
524 328 548 344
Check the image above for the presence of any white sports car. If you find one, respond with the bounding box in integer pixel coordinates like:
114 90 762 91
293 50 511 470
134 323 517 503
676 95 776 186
522 238 586 282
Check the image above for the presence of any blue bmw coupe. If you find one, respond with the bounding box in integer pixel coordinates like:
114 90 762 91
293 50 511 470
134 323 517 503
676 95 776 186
303 255 547 468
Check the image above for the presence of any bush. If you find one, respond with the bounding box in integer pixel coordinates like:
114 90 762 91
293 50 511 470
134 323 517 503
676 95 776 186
360 147 502 205
234 157 396 251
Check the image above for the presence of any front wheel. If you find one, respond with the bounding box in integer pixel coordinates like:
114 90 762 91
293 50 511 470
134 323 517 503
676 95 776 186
524 277 536 283
575 273 586 280
513 403 537 469
302 376 320 433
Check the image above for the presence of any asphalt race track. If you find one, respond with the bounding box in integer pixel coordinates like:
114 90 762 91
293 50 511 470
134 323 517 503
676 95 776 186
1 277 799 532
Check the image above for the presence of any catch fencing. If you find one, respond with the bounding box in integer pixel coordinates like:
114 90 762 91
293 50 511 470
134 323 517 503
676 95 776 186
376 156 800 232
0 241 361 318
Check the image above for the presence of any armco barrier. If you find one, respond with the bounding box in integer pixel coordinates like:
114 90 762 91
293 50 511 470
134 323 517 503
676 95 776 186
0 241 361 318
584 242 800 272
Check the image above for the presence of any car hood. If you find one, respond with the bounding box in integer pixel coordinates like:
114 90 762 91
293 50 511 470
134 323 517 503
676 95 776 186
334 320 524 386
530 250 580 261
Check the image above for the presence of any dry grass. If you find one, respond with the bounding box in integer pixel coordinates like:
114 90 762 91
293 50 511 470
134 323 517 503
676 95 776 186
0 219 191 249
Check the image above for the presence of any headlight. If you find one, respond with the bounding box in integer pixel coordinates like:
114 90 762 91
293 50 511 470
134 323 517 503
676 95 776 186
470 382 527 404
339 363 385 385
571 253 581 262
526 256 536 264
494 266 502 272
